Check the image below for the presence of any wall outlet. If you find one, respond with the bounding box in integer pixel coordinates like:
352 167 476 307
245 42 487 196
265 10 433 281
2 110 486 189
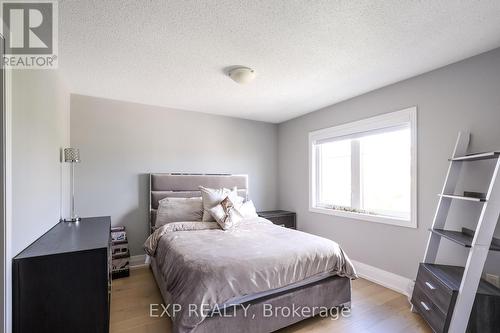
485 273 500 288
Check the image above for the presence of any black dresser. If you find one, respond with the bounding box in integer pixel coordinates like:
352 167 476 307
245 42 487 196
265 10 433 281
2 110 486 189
13 216 111 333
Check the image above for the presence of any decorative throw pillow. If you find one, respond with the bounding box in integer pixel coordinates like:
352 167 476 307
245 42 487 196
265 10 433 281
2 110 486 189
236 200 258 218
199 186 240 221
155 197 203 228
210 196 243 230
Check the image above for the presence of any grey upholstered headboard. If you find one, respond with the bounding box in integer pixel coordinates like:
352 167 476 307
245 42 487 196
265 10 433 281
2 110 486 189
149 173 249 233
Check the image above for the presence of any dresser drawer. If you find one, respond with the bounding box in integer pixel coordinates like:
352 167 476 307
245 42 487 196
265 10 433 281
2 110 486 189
267 215 295 228
415 264 455 314
412 264 500 333
412 286 447 333
258 211 296 229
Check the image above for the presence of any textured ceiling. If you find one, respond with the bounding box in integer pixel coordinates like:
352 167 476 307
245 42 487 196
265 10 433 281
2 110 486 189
59 1 500 123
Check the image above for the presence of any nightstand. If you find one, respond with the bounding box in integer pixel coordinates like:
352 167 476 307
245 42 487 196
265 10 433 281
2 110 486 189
258 210 296 229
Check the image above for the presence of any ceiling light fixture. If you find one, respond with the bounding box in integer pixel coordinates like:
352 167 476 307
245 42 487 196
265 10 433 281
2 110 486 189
228 67 256 84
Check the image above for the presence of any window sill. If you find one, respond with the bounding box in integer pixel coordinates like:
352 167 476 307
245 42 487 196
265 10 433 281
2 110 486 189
309 206 417 228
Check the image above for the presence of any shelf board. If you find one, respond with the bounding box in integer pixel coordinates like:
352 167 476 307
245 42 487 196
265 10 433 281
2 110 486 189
439 194 486 202
430 228 500 251
422 263 500 295
450 151 500 162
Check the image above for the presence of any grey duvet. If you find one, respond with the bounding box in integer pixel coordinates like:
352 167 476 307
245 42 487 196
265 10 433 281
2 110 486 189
144 217 357 333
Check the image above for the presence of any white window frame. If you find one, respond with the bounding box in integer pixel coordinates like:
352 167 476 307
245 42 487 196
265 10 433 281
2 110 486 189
309 107 417 228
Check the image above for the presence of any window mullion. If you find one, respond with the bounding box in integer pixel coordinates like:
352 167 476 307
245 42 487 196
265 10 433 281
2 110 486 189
315 145 321 205
351 140 361 209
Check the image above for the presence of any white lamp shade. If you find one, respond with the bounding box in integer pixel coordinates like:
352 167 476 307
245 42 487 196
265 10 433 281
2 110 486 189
64 148 80 163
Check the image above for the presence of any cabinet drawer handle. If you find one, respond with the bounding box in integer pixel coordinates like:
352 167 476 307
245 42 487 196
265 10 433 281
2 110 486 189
425 281 436 290
420 301 431 311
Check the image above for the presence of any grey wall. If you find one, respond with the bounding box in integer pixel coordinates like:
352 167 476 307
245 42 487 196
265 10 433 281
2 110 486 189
70 95 278 255
12 70 70 256
278 48 500 280
9 69 70 333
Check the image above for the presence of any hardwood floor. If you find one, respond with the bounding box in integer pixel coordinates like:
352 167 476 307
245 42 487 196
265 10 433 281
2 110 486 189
110 268 431 333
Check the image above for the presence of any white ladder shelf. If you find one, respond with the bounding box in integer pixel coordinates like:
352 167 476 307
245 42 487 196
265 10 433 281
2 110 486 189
423 131 500 333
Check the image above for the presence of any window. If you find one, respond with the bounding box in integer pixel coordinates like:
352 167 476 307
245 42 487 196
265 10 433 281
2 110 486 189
309 107 417 228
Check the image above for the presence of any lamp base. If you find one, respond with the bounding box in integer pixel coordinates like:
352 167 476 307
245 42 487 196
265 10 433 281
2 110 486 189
61 217 81 222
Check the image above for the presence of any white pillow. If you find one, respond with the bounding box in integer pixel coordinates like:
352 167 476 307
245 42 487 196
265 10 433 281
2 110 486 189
236 200 258 218
199 186 241 221
210 196 243 230
155 197 203 228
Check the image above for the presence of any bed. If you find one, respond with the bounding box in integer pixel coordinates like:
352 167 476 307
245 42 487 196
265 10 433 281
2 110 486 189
146 173 356 333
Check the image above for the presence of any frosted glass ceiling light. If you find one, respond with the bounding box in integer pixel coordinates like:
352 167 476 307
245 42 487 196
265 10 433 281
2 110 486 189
228 67 256 84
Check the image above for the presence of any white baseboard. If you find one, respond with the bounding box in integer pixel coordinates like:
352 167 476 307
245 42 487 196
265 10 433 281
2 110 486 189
130 254 149 269
351 260 414 298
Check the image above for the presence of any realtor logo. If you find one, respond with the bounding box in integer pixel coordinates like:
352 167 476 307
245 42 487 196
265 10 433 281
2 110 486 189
1 0 58 68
